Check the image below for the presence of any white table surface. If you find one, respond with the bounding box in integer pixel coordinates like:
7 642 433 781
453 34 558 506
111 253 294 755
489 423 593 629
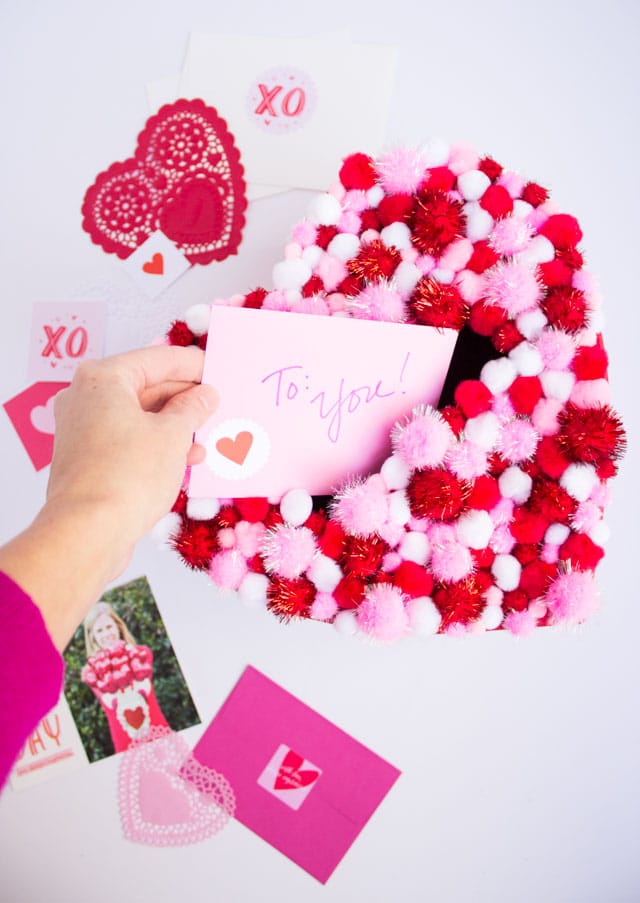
0 1 638 901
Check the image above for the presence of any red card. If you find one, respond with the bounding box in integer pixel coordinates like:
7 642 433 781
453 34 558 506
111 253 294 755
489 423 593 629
3 382 69 470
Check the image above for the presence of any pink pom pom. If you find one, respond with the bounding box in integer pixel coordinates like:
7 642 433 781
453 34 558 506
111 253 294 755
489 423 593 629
489 217 533 255
569 379 611 408
430 539 474 582
392 406 454 469
332 479 389 537
489 523 516 554
356 584 409 643
571 501 602 534
535 329 575 369
209 550 248 590
447 144 479 174
338 210 361 234
545 570 599 624
376 147 427 193
455 270 485 304
497 170 526 198
293 294 330 316
541 543 560 564
427 522 457 545
589 482 611 508
445 440 488 480
484 261 542 315
348 280 406 322
343 189 369 213
503 605 542 636
532 398 563 436
217 527 236 549
317 254 347 292
382 552 403 572
439 238 473 271
234 522 266 558
497 419 539 463
491 497 514 525
291 220 317 247
284 242 302 260
416 254 436 275
445 622 468 637
261 525 317 578
263 290 290 311
491 393 516 421
310 592 339 621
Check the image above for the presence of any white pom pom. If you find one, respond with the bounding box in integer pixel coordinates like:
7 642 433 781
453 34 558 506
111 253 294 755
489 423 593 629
464 202 494 241
517 309 547 341
380 222 412 250
272 259 312 291
388 490 411 526
393 262 421 296
540 370 576 402
430 267 454 284
492 554 522 591
238 573 269 608
366 185 385 207
517 234 555 265
407 597 441 636
455 510 494 549
279 489 313 527
327 233 360 262
186 497 221 521
307 554 342 592
499 466 532 504
545 523 570 544
512 199 534 219
380 454 411 490
509 342 544 377
184 303 211 336
480 604 504 630
589 521 610 545
464 411 500 450
481 358 517 394
149 512 181 548
334 610 359 636
560 463 598 502
399 531 431 565
308 192 342 226
458 170 491 201
302 245 323 268
421 138 450 167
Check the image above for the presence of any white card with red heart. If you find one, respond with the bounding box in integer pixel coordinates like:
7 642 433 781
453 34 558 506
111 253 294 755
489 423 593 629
28 302 106 382
121 231 191 297
190 306 458 499
179 31 397 190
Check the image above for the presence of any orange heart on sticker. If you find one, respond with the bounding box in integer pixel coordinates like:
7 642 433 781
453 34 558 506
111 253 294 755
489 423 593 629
142 253 164 275
215 431 253 465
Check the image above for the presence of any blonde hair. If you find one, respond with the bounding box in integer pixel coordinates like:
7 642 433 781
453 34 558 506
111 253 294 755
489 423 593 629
83 602 136 657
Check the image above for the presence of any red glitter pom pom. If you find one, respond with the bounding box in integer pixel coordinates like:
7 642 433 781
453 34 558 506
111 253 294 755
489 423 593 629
243 287 268 309
521 182 549 207
409 278 469 330
267 576 316 621
407 468 470 521
492 321 524 353
340 535 387 577
168 320 195 346
348 239 402 281
557 403 626 467
339 153 378 190
541 286 588 333
412 190 466 256
433 576 486 629
529 477 576 523
174 520 218 570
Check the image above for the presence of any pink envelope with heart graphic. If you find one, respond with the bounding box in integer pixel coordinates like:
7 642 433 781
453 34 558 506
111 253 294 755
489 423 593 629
3 381 69 470
192 666 401 883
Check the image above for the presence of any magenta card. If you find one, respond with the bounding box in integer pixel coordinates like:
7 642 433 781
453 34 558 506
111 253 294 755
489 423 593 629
192 666 401 883
3 381 69 470
190 306 457 499
28 302 106 382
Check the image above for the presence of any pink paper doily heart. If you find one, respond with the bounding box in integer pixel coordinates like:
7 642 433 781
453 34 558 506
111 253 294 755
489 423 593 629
119 727 235 847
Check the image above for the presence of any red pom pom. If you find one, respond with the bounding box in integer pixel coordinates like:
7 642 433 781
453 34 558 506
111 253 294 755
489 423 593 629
541 285 587 333
519 560 556 598
439 405 467 437
304 510 326 536
468 475 501 510
479 184 513 219
377 194 415 226
333 574 367 609
301 274 325 297
424 167 457 191
197 334 208 350
492 321 524 354
510 507 548 544
408 468 469 521
412 190 466 256
244 287 268 309
488 453 509 477
466 241 500 274
454 380 493 417
267 576 315 621
214 505 240 529
469 301 507 336
433 577 486 628
247 554 266 574
235 498 270 523
472 547 495 568
529 477 576 523
264 506 284 530
318 520 348 559
502 589 529 611
557 403 626 467
348 239 401 281
341 535 387 577
392 560 434 598
508 376 543 415
315 225 338 250
359 209 381 232
409 278 469 330
168 320 195 346
539 214 583 249
512 543 540 566
174 520 218 570
521 182 549 207
556 246 584 270
597 459 618 480
539 259 573 287
171 489 188 515
536 437 572 479
478 157 503 181
336 274 363 296
339 153 377 190
558 533 604 571
573 336 608 380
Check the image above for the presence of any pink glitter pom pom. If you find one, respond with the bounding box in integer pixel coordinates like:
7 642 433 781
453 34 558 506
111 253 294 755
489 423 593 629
489 217 533 255
332 479 389 537
209 550 248 590
348 280 406 322
429 538 474 582
310 592 339 622
503 603 543 636
489 523 516 554
571 501 602 534
356 584 409 643
317 254 347 292
338 210 361 234
535 329 575 370
261 525 317 579
376 147 427 194
545 570 599 624
293 294 330 316
445 440 488 480
497 419 539 463
484 261 542 315
263 290 291 312
392 406 454 469
291 220 317 247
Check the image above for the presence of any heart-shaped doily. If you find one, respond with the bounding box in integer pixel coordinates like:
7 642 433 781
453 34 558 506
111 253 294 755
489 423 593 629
119 727 235 847
82 99 247 264
159 144 625 642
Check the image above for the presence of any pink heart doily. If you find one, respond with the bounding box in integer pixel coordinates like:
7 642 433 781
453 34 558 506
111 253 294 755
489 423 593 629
118 727 235 847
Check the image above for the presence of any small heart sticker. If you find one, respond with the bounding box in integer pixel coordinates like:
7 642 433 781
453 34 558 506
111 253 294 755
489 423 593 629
142 252 164 275
216 431 253 465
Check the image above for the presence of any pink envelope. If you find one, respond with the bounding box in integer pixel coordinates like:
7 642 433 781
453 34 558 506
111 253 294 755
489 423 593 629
3 382 69 470
192 666 401 883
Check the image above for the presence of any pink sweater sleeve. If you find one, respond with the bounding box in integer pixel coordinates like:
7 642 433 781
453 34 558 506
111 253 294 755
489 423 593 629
0 572 64 789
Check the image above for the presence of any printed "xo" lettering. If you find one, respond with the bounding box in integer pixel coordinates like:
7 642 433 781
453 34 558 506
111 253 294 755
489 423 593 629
42 324 88 360
254 83 306 119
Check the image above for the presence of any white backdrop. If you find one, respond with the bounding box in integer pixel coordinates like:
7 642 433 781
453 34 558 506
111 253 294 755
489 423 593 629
0 2 638 901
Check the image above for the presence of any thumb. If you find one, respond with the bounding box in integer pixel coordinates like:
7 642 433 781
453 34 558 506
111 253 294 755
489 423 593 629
158 383 219 434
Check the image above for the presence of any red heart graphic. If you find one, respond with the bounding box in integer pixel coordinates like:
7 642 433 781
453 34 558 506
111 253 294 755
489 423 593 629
274 749 320 791
142 252 164 275
124 707 145 730
82 100 247 265
215 431 253 465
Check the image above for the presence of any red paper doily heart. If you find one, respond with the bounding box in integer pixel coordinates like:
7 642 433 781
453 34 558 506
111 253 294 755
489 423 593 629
160 144 625 643
82 99 247 264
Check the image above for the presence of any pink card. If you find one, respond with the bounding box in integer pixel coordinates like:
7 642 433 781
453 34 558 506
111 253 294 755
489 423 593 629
190 307 457 499
192 666 401 883
28 302 106 382
3 381 69 470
